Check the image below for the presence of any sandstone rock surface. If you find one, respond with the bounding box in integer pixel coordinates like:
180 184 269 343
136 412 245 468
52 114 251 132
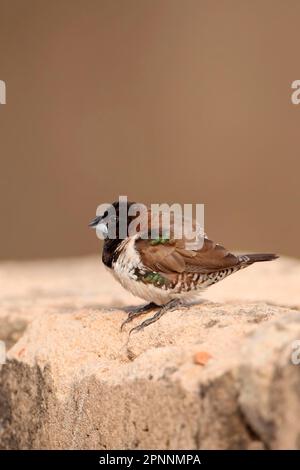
0 255 300 449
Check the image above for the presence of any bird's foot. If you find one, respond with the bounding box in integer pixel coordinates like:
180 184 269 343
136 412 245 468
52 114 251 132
120 302 157 331
129 299 182 335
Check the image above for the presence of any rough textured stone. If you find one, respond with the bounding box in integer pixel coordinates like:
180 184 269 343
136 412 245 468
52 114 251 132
0 255 300 449
238 313 300 449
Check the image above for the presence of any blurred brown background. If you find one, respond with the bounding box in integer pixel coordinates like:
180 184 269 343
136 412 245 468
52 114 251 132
0 0 299 260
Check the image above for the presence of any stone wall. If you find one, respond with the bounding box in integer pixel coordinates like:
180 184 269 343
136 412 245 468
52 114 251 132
0 256 299 449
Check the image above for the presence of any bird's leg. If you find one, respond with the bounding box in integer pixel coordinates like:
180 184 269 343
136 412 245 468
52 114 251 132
120 302 158 331
129 299 182 335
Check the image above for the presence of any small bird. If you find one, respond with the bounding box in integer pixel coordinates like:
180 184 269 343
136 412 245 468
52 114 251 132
89 201 278 334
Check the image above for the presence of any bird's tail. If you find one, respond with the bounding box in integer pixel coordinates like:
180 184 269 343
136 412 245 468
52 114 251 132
238 253 279 265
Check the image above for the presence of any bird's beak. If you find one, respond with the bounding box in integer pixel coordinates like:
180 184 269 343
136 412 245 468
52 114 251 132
88 215 102 228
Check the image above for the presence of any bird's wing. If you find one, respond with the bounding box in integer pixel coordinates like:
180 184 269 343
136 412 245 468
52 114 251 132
135 237 239 275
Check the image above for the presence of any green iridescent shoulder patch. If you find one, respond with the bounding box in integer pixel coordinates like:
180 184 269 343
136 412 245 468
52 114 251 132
134 268 170 287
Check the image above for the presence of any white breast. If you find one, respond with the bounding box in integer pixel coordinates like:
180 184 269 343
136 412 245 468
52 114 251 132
111 236 177 305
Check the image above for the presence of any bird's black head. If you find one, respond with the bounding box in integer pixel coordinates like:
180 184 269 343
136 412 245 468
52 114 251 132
89 200 141 268
89 200 138 239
